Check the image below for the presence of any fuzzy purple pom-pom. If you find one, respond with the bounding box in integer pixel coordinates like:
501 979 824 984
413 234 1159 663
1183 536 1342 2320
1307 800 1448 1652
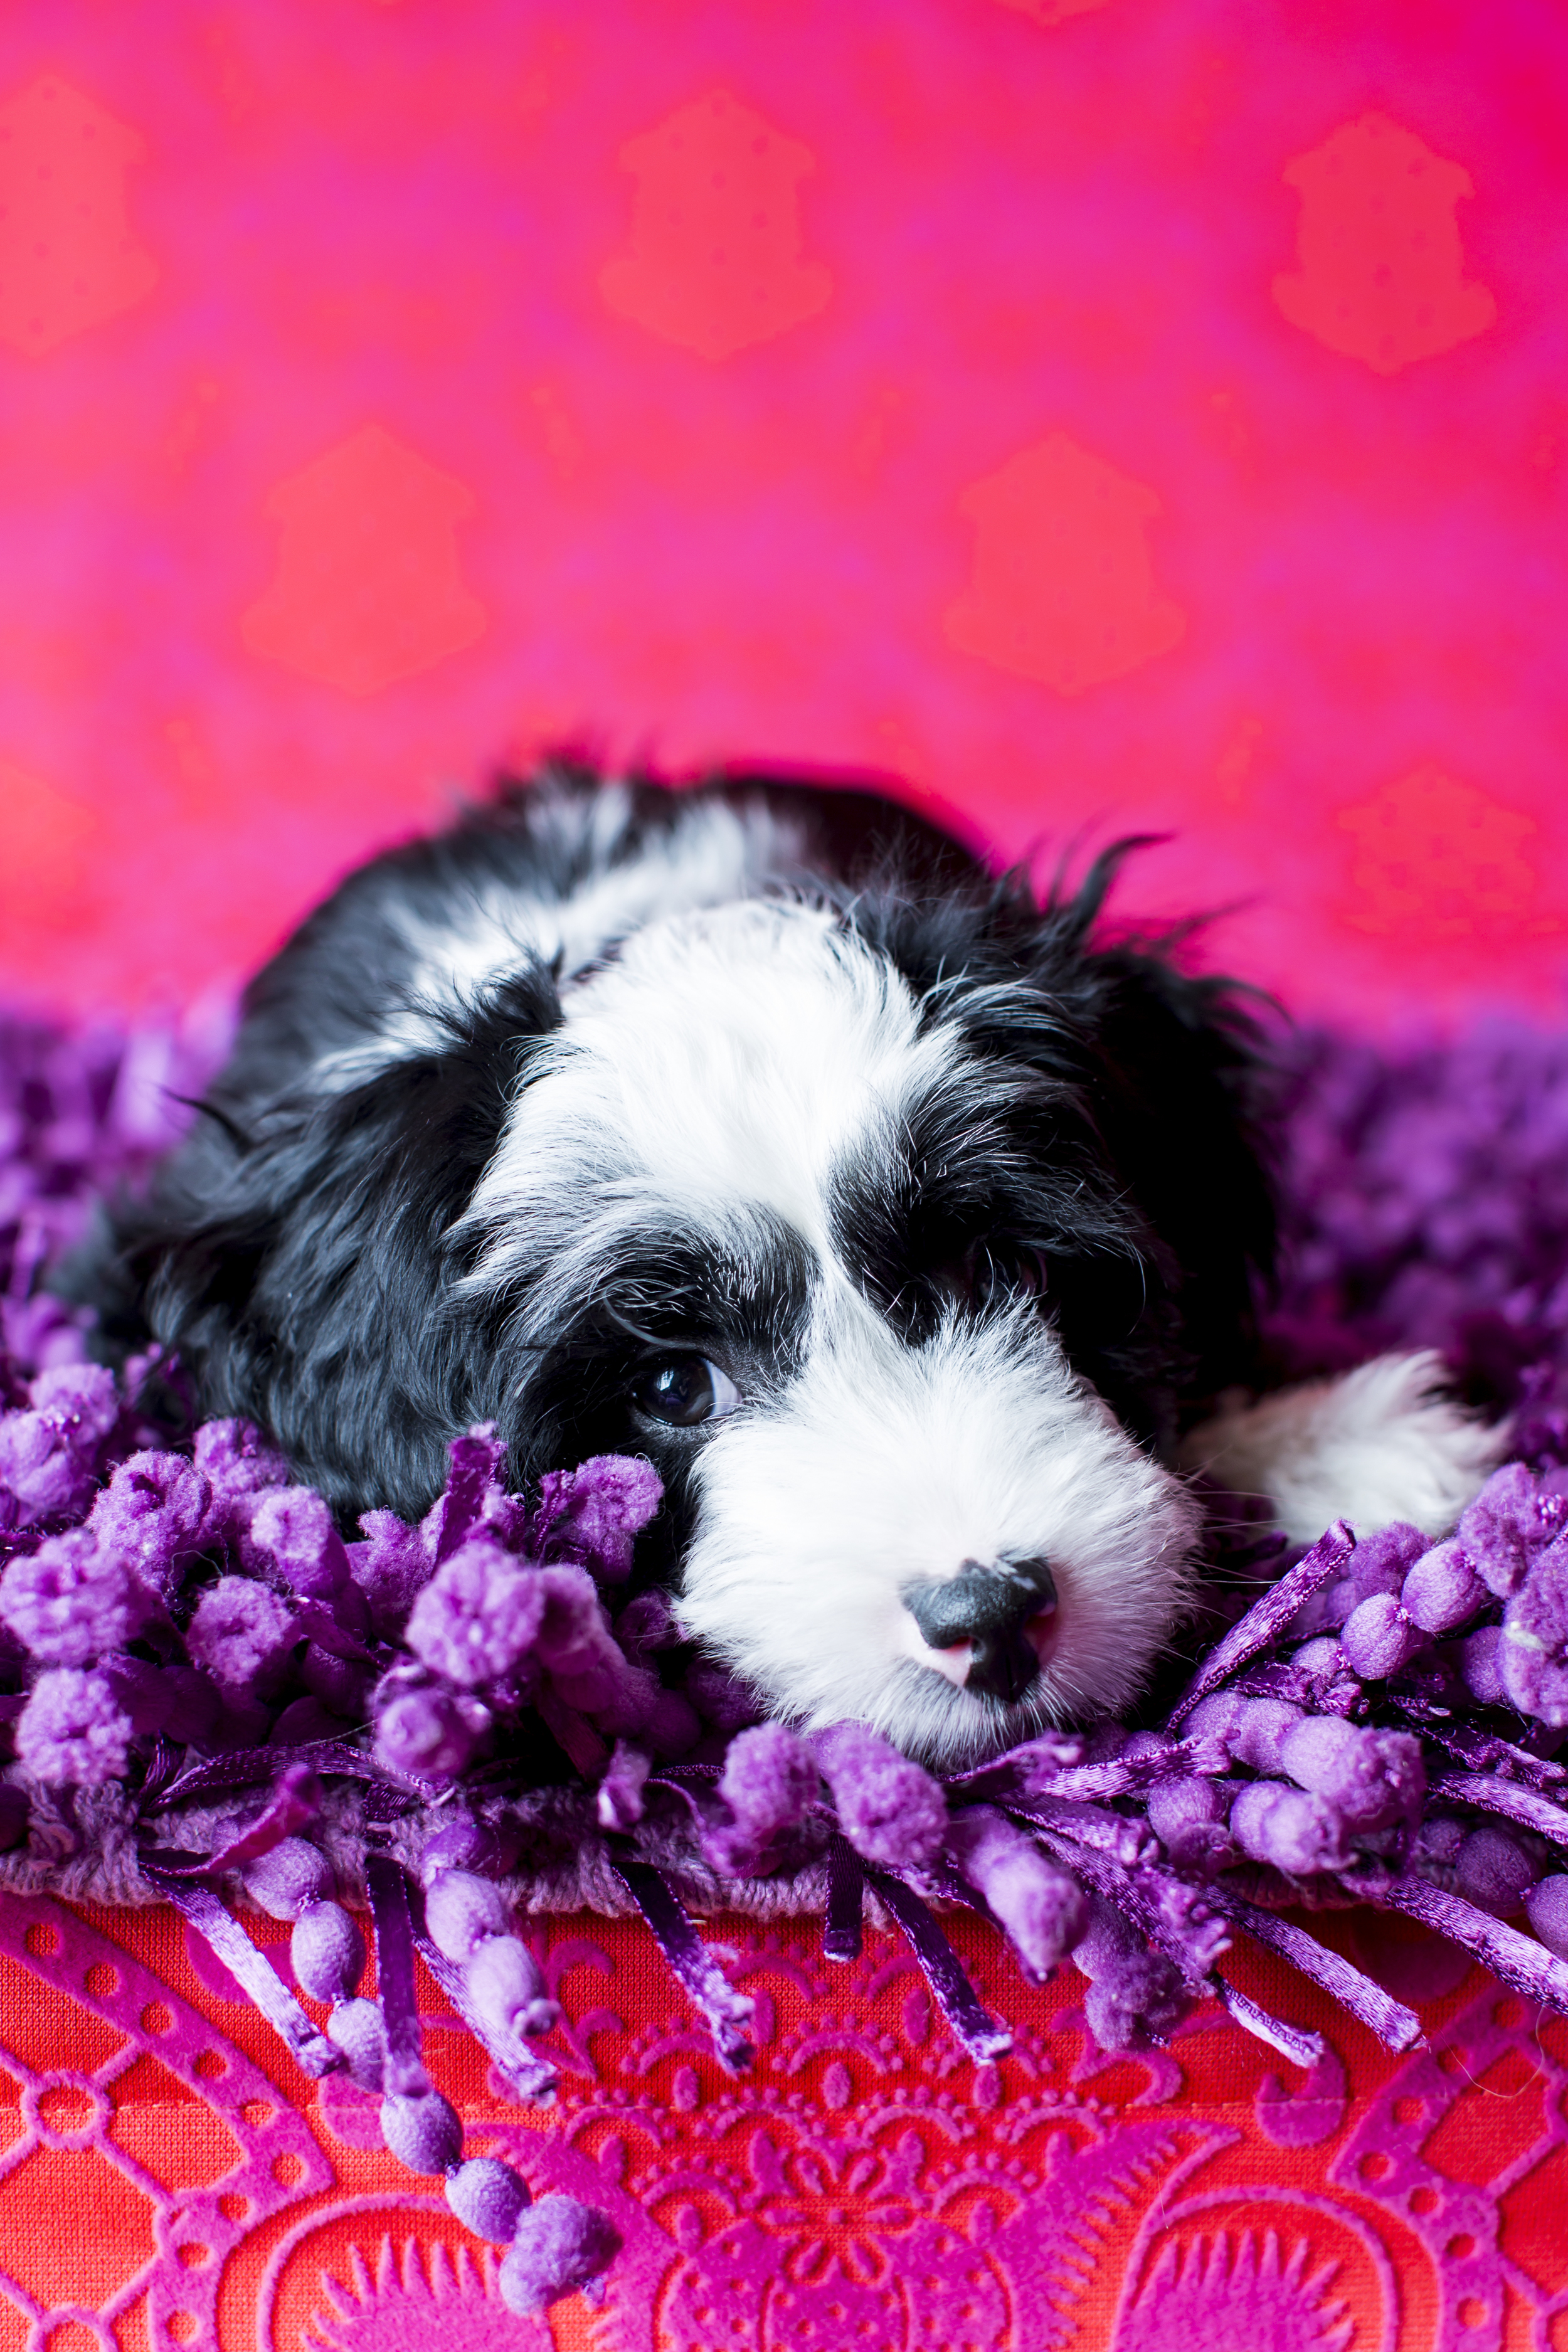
1456 1621 1507 1704
27 1362 120 1441
946 1804 1087 1978
702 1723 820 1873
1229 1779 1351 1875
243 1835 332 1920
186 1577 297 1692
327 1996 386 2089
1188 1692 1300 1774
1453 1824 1542 1917
1458 1463 1568 1599
1340 1592 1422 1680
1276 1717 1424 1831
1401 1537 1485 1635
1525 1875 1568 1959
16 1667 132 1786
531 1454 663 1581
87 1451 213 1598
1499 1544 1568 1725
1145 1773 1236 1877
381 2087 464 2175
0 1528 153 1666
447 2156 531 2241
249 1486 351 1599
419 1816 515 1883
529 1565 665 1733
1071 1898 1186 2049
403 1539 544 1689
0 1362 119 1523
423 1868 511 1963
374 1682 490 1781
465 1936 557 2043
813 1721 948 1870
351 1508 435 1638
499 2195 621 2317
532 1567 621 1686
292 1900 365 2003
1347 1521 1429 1599
191 1417 292 1502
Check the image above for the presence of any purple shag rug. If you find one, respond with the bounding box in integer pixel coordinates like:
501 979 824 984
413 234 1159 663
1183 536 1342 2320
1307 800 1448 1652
6 1005 1568 2310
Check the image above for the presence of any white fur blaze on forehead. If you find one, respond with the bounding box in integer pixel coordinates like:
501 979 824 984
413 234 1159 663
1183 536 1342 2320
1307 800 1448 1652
465 899 962 1274
675 1293 1202 1764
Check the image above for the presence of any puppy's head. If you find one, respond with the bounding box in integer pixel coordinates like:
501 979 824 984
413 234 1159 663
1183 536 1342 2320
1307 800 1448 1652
457 876 1272 1762
110 839 1273 1763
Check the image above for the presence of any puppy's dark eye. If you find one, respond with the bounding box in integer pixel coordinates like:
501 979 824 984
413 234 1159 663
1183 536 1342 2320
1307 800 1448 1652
935 1242 1049 1313
630 1359 742 1427
973 1243 1047 1307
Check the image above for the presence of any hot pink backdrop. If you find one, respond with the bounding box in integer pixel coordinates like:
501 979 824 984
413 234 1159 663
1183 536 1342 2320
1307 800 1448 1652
4 12 1568 2347
1 0 1565 1036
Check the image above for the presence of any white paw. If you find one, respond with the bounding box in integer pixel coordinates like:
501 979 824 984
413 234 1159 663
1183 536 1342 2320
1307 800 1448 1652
1177 1350 1505 1545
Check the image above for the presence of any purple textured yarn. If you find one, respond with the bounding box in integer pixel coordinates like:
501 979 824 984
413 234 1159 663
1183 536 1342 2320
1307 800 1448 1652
88 1451 213 1601
404 1537 544 1689
15 1665 132 1786
248 1485 352 1599
0 1363 120 1526
814 1722 948 1870
0 1527 154 1665
702 1722 820 1872
1499 1544 1568 1723
185 1577 296 1692
530 1454 664 1579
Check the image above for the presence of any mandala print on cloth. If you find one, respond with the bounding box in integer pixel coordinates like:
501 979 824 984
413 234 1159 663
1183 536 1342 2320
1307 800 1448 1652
1 1897 1565 2351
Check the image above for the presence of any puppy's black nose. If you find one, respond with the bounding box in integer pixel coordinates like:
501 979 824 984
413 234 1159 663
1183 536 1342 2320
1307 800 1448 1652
902 1557 1056 1704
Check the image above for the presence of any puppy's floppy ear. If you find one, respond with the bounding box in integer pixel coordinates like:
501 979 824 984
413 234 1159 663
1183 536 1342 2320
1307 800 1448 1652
93 964 563 1519
1034 840 1278 1415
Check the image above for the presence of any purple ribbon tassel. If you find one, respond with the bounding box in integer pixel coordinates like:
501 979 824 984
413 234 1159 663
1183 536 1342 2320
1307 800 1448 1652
1217 1981 1326 2070
824 1833 864 1964
146 1873 342 2079
413 1920 561 2107
142 1764 324 1879
1374 1872 1568 2013
861 1866 1012 2064
1168 1521 1355 1725
365 1851 432 2098
1202 1883 1423 2053
611 1858 755 2070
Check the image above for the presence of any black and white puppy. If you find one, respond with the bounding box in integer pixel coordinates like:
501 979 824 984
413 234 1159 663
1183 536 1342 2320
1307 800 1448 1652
91 766 1498 1766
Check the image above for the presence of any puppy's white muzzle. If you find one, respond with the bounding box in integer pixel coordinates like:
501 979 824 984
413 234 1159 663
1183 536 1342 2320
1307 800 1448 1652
675 1291 1200 1767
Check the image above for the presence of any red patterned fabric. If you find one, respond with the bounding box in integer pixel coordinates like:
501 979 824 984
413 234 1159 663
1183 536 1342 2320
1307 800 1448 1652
2 3 1567 2341
0 1897 1564 2350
